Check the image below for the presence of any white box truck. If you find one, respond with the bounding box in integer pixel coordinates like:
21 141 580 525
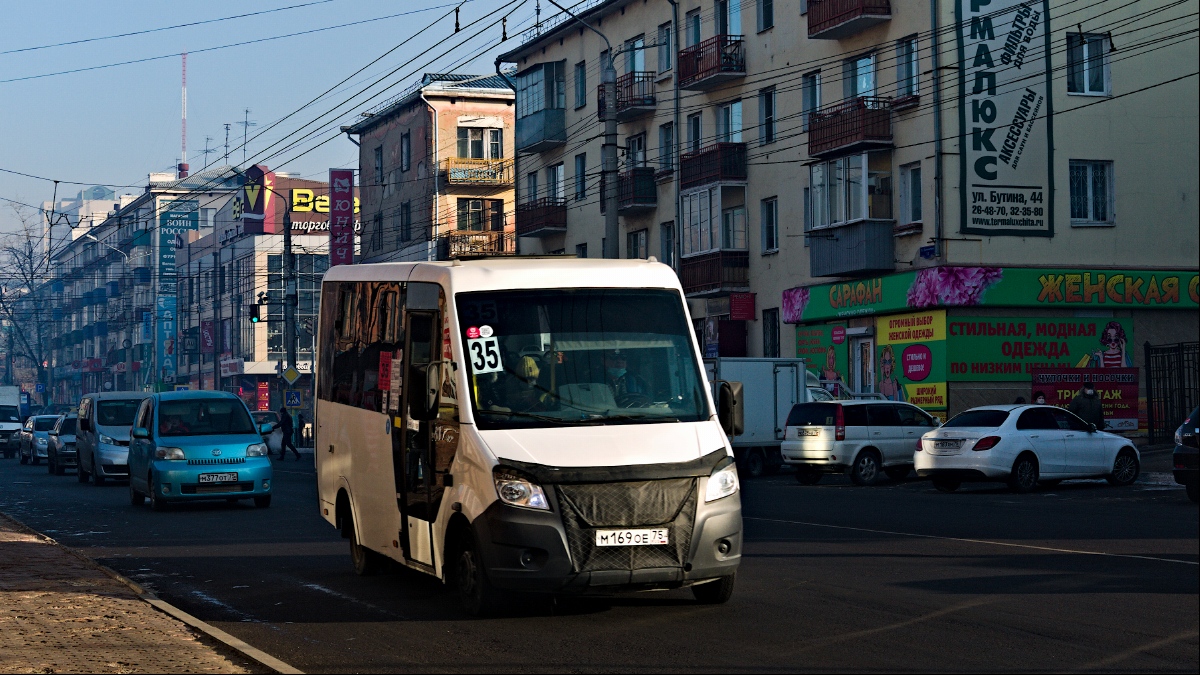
704 358 815 477
0 386 23 458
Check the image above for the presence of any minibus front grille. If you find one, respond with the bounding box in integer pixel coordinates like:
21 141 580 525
555 478 697 573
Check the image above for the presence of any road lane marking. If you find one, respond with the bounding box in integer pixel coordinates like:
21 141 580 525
745 517 1199 566
1071 628 1200 672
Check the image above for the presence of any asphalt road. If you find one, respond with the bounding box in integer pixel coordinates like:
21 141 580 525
1 451 1196 673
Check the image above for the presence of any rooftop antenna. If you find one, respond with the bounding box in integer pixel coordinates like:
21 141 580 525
223 123 231 163
238 108 257 166
177 53 189 178
201 136 215 169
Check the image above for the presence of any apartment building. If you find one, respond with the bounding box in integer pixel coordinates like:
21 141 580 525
499 0 1198 418
345 73 516 262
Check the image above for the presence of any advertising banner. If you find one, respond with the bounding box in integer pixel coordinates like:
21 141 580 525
219 357 244 378
257 382 271 410
200 321 215 354
156 296 177 385
783 268 1199 323
957 0 1054 236
875 310 948 411
156 200 198 387
795 322 849 397
946 317 1133 381
1031 367 1139 431
729 293 756 321
329 169 355 266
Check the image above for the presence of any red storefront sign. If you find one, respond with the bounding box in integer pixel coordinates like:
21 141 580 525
329 169 354 266
1030 367 1139 432
200 321 215 354
257 382 271 411
729 292 756 321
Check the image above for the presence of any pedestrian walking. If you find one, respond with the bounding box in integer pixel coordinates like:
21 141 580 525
1033 391 1047 405
1068 380 1105 430
296 411 306 449
277 406 299 460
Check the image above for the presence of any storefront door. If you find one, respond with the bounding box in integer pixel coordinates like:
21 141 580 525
851 337 875 395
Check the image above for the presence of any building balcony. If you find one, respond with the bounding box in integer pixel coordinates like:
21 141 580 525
618 167 658 214
436 230 516 260
807 0 892 40
598 71 657 121
516 108 566 154
680 143 747 190
443 158 513 186
516 197 568 238
808 97 893 157
678 34 746 90
680 250 750 296
809 220 895 277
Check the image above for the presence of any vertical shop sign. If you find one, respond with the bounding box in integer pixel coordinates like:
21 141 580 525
958 0 1055 236
156 200 198 386
329 169 355 266
200 321 215 354
257 382 271 411
875 310 948 411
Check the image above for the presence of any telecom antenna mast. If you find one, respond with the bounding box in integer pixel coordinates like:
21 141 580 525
178 53 189 178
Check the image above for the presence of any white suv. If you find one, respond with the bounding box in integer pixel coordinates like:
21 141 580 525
781 401 940 485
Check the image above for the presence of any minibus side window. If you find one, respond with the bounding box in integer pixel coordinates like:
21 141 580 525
328 283 364 406
356 283 403 413
316 281 339 403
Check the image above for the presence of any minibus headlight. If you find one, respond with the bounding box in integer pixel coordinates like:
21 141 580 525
705 461 740 502
246 443 268 457
155 447 185 460
494 473 549 510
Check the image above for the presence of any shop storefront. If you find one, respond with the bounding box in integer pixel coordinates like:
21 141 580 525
784 267 1199 422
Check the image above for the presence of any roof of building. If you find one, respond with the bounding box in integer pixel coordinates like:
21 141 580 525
346 72 514 134
497 0 629 63
148 164 243 192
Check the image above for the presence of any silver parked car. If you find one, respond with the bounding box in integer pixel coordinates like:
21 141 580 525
76 392 150 485
19 415 59 465
46 414 78 476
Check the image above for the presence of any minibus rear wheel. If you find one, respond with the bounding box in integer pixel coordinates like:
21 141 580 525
345 511 383 576
692 573 736 604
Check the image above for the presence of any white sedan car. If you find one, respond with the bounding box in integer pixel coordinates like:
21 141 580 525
915 405 1140 493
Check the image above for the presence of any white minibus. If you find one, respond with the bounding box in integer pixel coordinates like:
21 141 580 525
315 257 744 614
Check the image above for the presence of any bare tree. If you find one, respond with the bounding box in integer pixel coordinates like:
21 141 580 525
0 202 59 402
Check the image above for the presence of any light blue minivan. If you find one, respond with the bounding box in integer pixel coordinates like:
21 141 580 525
128 391 274 510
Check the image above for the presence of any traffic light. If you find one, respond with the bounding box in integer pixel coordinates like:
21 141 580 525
249 304 261 323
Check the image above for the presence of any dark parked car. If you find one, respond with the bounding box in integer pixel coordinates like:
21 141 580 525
1173 406 1198 503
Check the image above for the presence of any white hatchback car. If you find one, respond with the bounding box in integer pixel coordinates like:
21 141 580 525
781 400 941 485
915 405 1141 493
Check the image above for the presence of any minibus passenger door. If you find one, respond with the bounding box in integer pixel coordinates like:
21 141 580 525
398 284 440 567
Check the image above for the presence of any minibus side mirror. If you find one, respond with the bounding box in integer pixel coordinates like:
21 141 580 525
131 427 150 440
717 380 744 437
409 362 442 421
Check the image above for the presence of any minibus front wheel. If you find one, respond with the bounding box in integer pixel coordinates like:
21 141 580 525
453 530 504 617
692 573 736 604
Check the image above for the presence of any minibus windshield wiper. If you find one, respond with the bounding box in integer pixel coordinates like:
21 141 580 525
478 410 602 425
588 413 682 424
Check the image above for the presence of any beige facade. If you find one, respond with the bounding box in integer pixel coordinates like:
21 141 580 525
348 74 516 263
499 0 1198 364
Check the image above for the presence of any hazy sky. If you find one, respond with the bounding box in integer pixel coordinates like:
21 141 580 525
0 0 538 232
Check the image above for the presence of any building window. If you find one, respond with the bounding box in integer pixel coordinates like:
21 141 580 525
716 100 742 143
526 171 538 202
845 53 876 98
659 123 675 172
546 163 565 201
576 242 588 258
658 22 673 72
899 162 922 224
714 0 740 35
759 87 775 145
626 133 647 168
370 212 383 251
687 113 702 153
515 61 566 118
627 229 648 259
574 153 587 201
1067 33 1109 95
456 127 502 159
685 10 701 47
400 201 412 241
488 199 504 231
802 71 820 131
761 197 779 253
574 61 587 108
758 0 774 31
808 151 892 229
721 207 747 249
373 146 383 187
400 132 411 172
762 308 780 358
1069 160 1114 224
897 36 918 97
660 221 676 267
457 199 486 231
625 35 645 73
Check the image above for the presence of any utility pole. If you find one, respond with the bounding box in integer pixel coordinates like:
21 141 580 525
602 59 619 258
283 209 296 374
224 124 231 164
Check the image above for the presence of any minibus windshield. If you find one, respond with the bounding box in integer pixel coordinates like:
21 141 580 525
456 288 710 430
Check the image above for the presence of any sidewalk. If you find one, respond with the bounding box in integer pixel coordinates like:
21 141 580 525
0 514 251 674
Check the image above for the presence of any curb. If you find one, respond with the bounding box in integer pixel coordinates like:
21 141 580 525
0 511 303 675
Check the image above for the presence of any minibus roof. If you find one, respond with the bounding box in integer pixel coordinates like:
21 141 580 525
322 258 685 294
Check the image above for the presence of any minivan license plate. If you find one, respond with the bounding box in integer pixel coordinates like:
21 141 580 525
595 529 669 546
198 472 238 483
